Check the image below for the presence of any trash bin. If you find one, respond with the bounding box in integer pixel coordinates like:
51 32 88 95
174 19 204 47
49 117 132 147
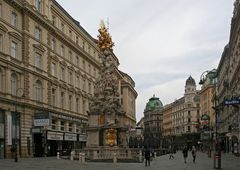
213 151 221 169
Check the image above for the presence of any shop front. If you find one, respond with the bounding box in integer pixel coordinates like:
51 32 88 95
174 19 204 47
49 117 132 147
78 134 87 149
47 131 64 156
62 133 77 155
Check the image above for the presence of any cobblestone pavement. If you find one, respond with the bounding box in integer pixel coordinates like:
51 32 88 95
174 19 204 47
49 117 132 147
0 151 239 170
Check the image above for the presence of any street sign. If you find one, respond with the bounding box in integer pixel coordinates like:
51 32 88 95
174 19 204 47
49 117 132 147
224 99 240 105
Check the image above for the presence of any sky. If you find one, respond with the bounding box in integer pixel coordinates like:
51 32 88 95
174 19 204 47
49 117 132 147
57 0 235 122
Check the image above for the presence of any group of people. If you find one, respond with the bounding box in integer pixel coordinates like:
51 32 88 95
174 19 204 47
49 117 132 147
143 145 197 167
182 145 197 163
168 145 197 163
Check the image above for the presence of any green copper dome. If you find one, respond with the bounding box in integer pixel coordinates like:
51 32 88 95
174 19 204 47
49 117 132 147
145 95 163 111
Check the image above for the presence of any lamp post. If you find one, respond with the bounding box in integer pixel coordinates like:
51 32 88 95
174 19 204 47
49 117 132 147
14 88 24 162
199 70 221 169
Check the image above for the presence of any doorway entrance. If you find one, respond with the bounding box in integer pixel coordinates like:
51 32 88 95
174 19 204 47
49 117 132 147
33 133 43 157
0 140 4 159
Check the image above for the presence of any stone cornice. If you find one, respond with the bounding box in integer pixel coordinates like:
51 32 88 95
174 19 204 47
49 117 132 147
0 23 8 32
59 60 67 67
8 31 22 41
33 44 46 53
50 55 59 62
67 65 75 71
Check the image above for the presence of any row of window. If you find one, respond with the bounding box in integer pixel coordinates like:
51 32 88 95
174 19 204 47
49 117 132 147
51 119 85 133
50 38 98 75
174 126 191 134
0 2 98 77
5 73 87 113
0 39 94 95
51 13 98 60
51 89 86 113
51 62 93 93
1 1 41 20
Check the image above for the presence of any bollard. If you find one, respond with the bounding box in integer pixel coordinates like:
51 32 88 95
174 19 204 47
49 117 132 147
82 153 85 163
139 151 142 162
154 152 157 158
70 151 74 161
79 153 82 163
57 152 60 160
113 152 117 163
213 151 221 169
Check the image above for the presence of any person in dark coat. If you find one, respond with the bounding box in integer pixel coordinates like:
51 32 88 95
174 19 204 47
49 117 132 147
182 146 188 163
192 145 197 163
169 145 175 159
144 148 151 166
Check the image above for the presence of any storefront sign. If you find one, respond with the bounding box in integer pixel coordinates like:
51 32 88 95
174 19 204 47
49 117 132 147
79 134 87 141
34 119 49 126
34 112 50 126
47 131 63 140
64 133 77 141
7 114 12 145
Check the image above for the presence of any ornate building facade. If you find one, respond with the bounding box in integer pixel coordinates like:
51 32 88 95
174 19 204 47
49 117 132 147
143 95 163 149
0 0 137 159
216 0 240 154
199 70 216 150
171 76 200 148
162 104 173 149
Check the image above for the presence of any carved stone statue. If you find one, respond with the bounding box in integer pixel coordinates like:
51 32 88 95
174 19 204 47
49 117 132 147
87 21 126 148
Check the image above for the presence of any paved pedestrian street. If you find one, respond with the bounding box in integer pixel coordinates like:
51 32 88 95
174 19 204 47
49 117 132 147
0 152 239 170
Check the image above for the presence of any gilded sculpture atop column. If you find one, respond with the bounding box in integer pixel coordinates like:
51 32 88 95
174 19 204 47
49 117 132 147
97 20 114 50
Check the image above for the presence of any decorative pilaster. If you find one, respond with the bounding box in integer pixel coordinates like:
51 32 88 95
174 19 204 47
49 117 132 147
4 110 12 158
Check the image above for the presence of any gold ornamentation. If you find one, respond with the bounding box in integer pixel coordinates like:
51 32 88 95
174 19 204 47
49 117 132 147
105 128 116 146
97 20 114 50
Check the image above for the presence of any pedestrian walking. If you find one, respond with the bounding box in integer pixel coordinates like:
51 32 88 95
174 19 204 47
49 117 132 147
192 145 197 163
182 145 188 163
144 147 151 166
169 145 175 159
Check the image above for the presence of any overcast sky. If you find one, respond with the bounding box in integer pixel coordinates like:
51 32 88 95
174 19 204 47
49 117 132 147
57 0 234 121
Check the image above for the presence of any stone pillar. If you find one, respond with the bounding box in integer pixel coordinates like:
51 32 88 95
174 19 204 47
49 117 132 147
20 109 33 157
4 110 12 158
56 120 61 131
139 151 142 162
93 150 98 159
79 152 82 163
113 152 117 163
5 69 11 95
73 123 77 133
57 152 60 159
82 153 85 163
65 122 69 132
127 149 131 158
70 151 74 160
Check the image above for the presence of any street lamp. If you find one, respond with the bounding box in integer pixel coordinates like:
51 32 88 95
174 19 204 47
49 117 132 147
13 88 24 162
199 70 221 169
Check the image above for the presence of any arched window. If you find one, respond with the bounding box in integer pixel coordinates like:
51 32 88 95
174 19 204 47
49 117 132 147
11 73 17 95
35 80 42 101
